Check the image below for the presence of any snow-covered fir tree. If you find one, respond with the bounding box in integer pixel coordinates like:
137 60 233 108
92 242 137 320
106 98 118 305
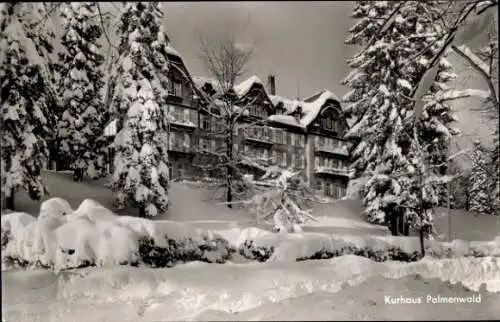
57 2 107 180
0 3 54 209
110 2 171 217
469 141 498 215
342 1 458 230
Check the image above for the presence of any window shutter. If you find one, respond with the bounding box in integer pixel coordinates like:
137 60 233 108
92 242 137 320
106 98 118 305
314 156 319 168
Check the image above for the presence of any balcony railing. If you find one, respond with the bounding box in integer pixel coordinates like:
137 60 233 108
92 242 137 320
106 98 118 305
314 166 350 177
168 143 193 154
243 127 273 145
315 144 349 156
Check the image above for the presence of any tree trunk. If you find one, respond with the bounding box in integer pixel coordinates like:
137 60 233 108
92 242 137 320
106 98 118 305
6 188 15 210
419 227 426 257
138 205 146 218
226 120 233 209
389 216 398 236
73 168 84 182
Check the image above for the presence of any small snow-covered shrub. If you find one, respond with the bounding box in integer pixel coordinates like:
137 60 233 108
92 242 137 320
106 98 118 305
138 233 234 267
238 240 275 262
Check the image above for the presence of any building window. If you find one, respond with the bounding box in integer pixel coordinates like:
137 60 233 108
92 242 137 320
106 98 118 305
316 179 322 191
201 115 210 130
286 133 291 145
169 132 175 149
171 106 183 121
173 81 182 97
324 182 331 197
276 130 283 144
276 152 282 165
184 133 190 148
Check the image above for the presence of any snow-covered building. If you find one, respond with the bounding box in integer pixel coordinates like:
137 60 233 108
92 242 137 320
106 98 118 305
194 75 352 199
103 43 352 198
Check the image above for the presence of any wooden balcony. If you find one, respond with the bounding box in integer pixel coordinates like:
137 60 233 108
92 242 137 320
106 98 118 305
168 143 194 154
314 166 350 177
315 144 349 157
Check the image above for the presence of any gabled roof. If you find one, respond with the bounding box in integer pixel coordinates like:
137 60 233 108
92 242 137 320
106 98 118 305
233 75 264 98
269 95 302 115
268 114 304 129
300 90 341 127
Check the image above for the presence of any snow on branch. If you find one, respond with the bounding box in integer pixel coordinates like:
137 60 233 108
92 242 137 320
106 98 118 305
452 44 499 106
453 45 491 77
439 89 491 101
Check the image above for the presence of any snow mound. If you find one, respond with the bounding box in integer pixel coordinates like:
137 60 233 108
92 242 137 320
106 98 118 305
236 229 500 262
2 198 234 271
39 197 74 219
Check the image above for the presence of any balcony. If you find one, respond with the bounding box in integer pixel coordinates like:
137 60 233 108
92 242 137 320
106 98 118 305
166 95 196 108
168 142 194 154
168 115 197 129
314 166 350 177
315 144 349 157
242 128 273 146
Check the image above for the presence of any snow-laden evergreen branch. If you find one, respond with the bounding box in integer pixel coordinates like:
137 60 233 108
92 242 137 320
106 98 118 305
452 44 499 107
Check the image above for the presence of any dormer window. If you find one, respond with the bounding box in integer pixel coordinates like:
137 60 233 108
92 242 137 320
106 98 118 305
173 81 182 97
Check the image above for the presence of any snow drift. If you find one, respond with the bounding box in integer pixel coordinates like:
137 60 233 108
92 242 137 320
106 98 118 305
1 198 233 271
2 198 499 272
50 255 500 321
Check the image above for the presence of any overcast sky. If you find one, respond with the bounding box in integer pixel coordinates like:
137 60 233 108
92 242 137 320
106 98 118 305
160 1 495 149
161 1 357 100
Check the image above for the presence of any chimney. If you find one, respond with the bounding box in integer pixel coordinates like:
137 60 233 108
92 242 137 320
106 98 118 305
267 75 276 95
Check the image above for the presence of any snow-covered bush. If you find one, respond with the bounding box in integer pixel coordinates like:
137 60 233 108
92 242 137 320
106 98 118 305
39 197 73 219
243 168 318 232
235 228 500 263
1 198 235 270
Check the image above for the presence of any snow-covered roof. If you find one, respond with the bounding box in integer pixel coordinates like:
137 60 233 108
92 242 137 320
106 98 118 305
300 90 341 127
269 95 302 114
233 75 264 98
267 114 304 128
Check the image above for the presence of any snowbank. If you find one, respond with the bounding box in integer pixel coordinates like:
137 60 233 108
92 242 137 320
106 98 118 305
235 228 500 262
1 198 234 271
2 198 499 271
50 255 500 321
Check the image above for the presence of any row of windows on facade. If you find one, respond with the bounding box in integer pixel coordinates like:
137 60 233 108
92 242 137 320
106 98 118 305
314 136 347 150
241 126 306 146
316 179 347 199
242 145 306 168
168 103 344 139
314 156 348 171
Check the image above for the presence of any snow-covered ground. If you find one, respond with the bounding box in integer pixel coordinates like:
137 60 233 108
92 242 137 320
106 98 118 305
2 256 500 321
2 171 500 321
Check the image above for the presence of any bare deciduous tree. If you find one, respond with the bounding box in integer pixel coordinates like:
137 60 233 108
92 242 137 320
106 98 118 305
196 32 270 208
